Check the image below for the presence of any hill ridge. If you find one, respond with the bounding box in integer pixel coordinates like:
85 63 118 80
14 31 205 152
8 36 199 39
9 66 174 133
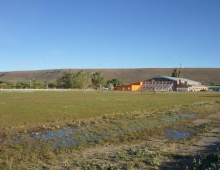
0 68 219 85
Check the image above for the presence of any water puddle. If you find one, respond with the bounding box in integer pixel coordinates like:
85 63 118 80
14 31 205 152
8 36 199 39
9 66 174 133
14 113 196 147
164 113 196 123
166 130 191 140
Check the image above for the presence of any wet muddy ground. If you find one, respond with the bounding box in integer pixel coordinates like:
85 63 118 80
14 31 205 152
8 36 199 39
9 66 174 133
13 113 196 148
68 112 220 170
27 111 220 169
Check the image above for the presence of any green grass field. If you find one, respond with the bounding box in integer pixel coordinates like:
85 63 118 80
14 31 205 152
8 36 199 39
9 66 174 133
0 90 219 128
0 90 220 169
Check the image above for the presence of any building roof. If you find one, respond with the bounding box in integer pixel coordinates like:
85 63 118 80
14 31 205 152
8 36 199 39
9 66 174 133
209 86 220 88
149 76 200 84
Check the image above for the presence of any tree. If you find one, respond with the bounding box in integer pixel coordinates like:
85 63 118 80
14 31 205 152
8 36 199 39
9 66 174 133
15 81 29 89
92 72 105 89
56 70 92 89
56 71 74 88
31 80 45 89
106 78 124 87
0 81 14 89
73 70 92 89
171 68 181 78
48 82 57 88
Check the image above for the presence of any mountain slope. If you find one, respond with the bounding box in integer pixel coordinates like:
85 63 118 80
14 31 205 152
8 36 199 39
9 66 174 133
0 68 219 85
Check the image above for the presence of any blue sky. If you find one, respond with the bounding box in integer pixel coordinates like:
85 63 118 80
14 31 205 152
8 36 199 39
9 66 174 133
0 0 220 71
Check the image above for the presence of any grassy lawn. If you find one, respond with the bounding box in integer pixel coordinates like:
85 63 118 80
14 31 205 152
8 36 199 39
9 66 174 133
0 90 219 128
0 90 220 169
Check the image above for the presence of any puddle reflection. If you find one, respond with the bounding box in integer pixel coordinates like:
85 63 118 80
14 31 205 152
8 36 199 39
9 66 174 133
14 113 196 147
166 130 191 140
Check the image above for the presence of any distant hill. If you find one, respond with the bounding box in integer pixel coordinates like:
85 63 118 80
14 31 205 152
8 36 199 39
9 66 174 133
0 68 219 85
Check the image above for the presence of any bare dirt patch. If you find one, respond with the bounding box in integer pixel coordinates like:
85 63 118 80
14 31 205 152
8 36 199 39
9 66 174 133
192 119 211 126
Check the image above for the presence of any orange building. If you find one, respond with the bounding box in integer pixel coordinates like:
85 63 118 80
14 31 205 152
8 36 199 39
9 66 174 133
114 82 143 91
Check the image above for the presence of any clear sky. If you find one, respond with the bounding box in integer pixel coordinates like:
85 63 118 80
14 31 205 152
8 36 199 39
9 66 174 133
0 0 220 71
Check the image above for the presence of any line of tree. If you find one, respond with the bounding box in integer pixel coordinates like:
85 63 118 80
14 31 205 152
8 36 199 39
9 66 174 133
0 80 54 89
56 70 124 89
0 70 124 90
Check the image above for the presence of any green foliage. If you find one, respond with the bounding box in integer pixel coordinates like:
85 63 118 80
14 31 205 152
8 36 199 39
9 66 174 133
56 71 74 88
56 70 92 89
72 70 92 89
2 81 52 89
0 81 14 89
195 122 212 133
48 82 57 88
92 72 105 89
171 68 181 78
0 81 49 89
107 78 124 87
56 70 109 89
188 148 220 170
30 80 46 89
15 81 29 89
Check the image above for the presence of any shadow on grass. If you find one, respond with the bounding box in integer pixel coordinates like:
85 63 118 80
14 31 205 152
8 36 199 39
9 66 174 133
160 141 220 170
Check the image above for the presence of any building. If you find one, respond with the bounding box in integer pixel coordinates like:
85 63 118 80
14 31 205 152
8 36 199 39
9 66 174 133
208 84 220 91
114 76 208 92
147 76 208 92
114 82 143 91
